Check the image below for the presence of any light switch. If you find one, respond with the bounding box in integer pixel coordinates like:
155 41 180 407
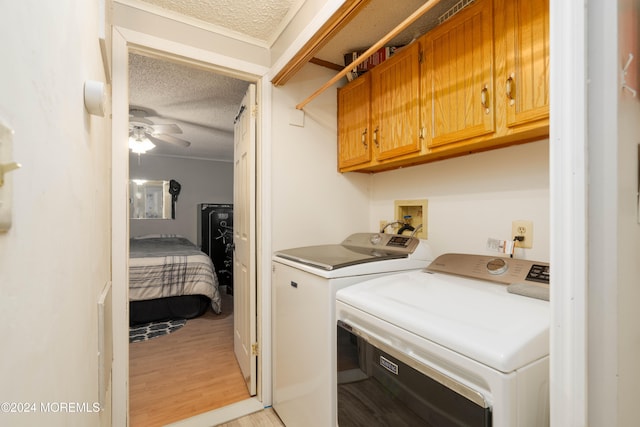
0 119 20 232
289 108 305 127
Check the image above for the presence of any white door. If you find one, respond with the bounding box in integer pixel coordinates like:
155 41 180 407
233 84 257 395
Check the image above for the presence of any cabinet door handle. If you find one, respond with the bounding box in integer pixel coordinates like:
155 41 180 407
373 127 379 147
361 128 368 148
481 85 490 114
506 74 515 105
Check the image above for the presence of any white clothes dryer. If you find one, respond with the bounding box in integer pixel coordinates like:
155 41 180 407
336 253 550 427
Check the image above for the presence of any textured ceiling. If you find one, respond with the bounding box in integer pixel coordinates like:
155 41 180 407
127 0 302 161
127 0 303 43
129 53 250 161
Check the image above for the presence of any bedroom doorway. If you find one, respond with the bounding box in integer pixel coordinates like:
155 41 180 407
127 52 256 425
111 27 266 426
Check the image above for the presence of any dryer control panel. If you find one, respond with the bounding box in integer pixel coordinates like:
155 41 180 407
426 253 550 301
426 253 549 286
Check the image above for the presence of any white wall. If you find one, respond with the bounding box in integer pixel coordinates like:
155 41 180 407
271 63 370 251
586 0 619 424
587 0 640 424
129 154 233 244
615 8 640 420
0 2 111 426
369 140 550 261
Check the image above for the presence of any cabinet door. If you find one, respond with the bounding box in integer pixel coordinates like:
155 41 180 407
423 0 495 148
498 0 549 127
371 42 421 160
337 73 371 169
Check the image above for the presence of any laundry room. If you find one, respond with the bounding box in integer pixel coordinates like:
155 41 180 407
269 6 550 421
270 66 550 263
4 0 640 425
110 0 555 425
269 0 550 263
270 59 550 427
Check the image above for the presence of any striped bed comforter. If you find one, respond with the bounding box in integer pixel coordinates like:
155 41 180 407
129 235 221 314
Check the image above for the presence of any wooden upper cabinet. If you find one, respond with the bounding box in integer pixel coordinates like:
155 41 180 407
337 73 372 169
371 42 421 160
335 0 549 173
421 0 495 148
495 0 549 129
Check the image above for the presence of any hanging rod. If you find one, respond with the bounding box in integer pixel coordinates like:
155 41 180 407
295 0 442 110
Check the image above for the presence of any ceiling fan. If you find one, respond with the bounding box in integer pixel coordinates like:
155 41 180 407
128 108 191 154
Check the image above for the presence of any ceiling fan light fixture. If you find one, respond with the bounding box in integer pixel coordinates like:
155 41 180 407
128 135 155 154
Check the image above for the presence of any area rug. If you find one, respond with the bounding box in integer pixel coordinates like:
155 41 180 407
129 319 187 343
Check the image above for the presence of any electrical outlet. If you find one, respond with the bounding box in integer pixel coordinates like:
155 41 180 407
512 220 533 249
379 220 388 232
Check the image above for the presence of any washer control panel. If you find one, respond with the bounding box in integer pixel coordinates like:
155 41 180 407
342 233 420 253
524 264 550 284
427 253 550 286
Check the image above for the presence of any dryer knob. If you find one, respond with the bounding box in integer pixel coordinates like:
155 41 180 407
487 258 508 275
369 233 382 245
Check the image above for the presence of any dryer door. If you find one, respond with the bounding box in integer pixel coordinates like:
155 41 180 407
337 320 492 427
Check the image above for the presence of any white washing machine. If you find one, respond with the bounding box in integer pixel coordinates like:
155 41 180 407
336 253 550 427
272 233 433 427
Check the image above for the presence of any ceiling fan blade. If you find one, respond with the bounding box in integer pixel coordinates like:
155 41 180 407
129 116 154 125
129 107 153 118
147 133 191 148
150 123 182 134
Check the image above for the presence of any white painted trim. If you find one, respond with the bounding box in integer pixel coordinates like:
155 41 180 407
549 0 588 425
116 26 270 79
257 79 273 406
111 27 131 427
110 24 272 426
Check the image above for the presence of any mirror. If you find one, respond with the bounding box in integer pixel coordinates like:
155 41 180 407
129 180 172 219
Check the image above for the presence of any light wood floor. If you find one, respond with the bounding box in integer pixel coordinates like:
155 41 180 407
129 293 250 427
218 408 284 427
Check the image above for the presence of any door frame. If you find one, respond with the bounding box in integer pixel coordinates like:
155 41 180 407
110 26 272 426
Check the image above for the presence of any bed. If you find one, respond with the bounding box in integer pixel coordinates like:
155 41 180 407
129 234 222 325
